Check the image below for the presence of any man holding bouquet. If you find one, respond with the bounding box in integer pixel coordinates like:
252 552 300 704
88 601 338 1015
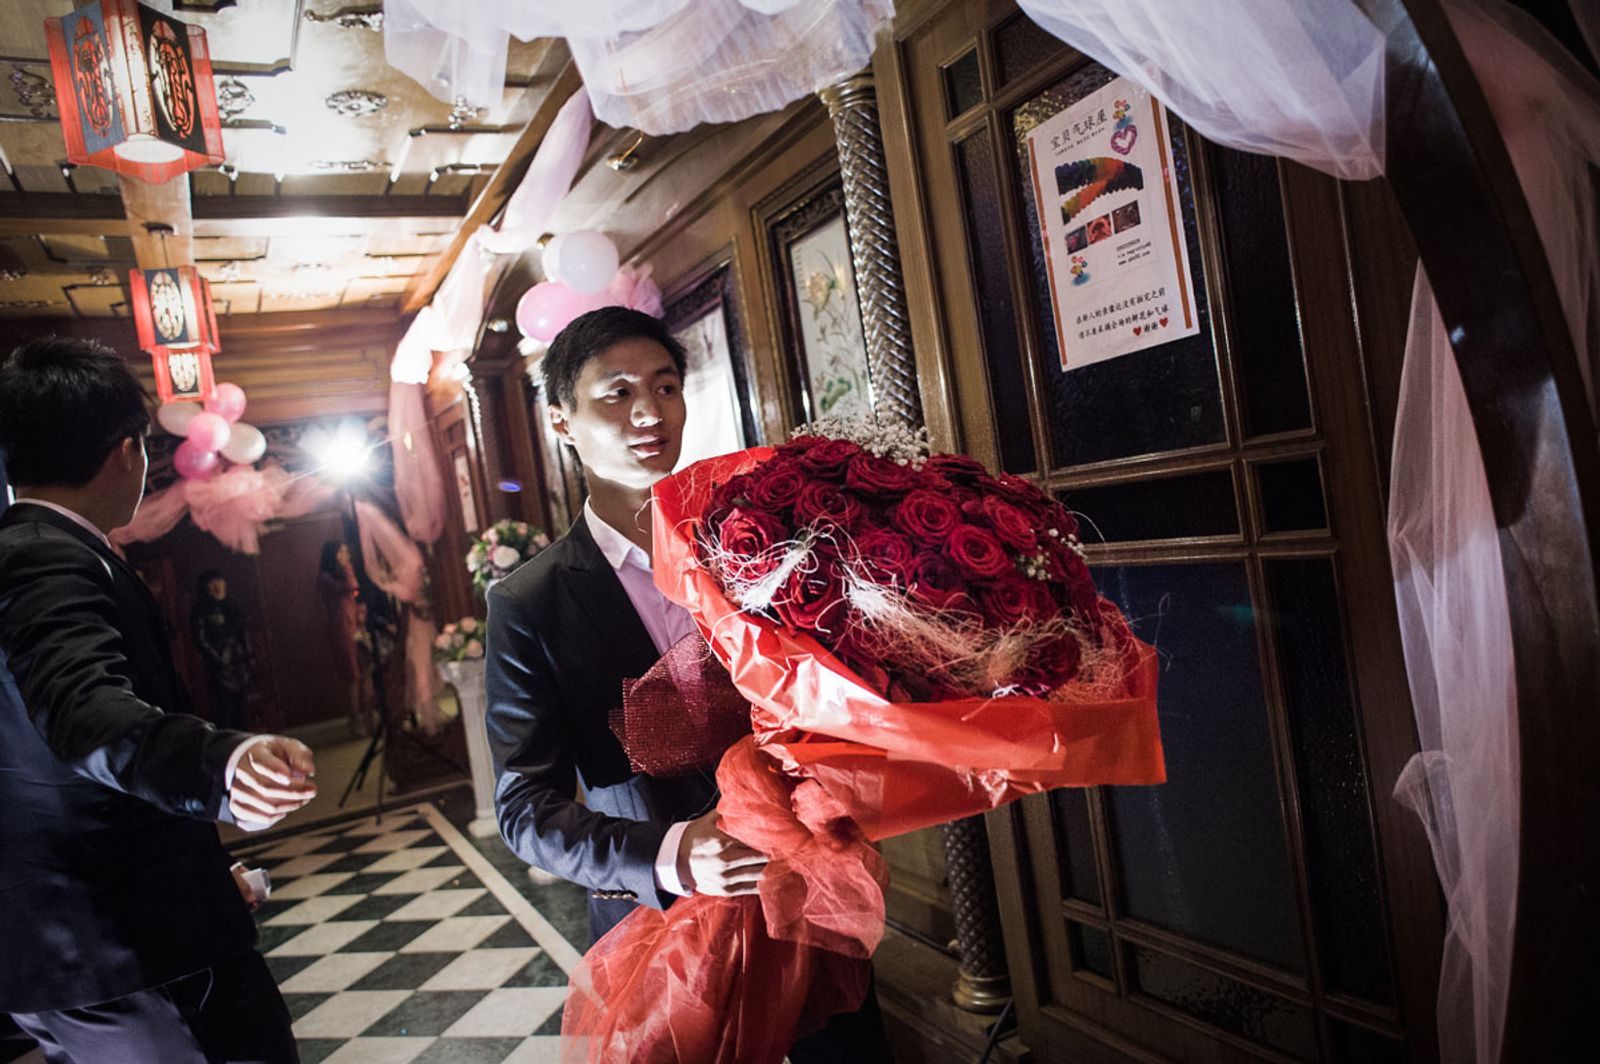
485 306 891 1061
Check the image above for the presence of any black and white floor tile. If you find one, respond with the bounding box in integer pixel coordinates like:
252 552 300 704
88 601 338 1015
233 800 587 1064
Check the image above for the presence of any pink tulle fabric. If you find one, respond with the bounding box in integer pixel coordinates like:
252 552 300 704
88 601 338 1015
355 500 426 604
391 310 436 386
110 481 191 548
388 381 449 545
605 263 664 318
355 499 441 729
111 462 337 555
184 467 286 554
405 612 442 734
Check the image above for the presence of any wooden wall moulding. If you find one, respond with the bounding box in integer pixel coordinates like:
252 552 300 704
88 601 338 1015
661 252 764 452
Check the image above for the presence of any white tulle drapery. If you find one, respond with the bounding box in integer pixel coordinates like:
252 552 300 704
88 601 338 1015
1388 267 1518 1063
389 381 450 545
1388 3 1600 1059
389 85 595 384
1014 0 1385 181
476 88 594 256
383 0 893 134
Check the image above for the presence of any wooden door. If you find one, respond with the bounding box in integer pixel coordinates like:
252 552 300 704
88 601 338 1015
881 2 1444 1059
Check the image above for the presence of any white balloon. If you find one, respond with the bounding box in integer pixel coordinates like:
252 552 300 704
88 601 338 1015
156 400 202 436
219 421 266 465
545 230 618 294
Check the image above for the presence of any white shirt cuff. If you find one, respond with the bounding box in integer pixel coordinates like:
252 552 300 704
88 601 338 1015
224 734 276 790
654 821 692 896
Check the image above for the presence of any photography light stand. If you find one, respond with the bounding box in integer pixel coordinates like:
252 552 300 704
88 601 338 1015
337 485 399 819
313 423 465 823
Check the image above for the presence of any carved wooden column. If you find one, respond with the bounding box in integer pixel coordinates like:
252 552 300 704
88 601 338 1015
942 815 1013 1012
819 69 1008 1013
817 74 922 428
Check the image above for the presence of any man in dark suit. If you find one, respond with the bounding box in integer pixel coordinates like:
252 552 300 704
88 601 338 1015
486 307 891 1061
0 337 319 1063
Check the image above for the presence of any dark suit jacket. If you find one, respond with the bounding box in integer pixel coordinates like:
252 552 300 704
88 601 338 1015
0 502 257 1012
486 514 716 942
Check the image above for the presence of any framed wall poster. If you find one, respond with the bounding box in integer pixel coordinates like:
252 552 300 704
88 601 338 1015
1025 75 1201 370
663 258 762 469
453 451 480 533
768 180 874 423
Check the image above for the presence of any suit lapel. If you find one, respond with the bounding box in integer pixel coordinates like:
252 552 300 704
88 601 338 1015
557 516 662 686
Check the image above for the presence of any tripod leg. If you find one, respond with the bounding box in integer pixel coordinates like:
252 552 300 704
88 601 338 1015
339 724 385 807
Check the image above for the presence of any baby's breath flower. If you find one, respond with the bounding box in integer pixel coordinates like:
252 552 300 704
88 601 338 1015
792 415 931 466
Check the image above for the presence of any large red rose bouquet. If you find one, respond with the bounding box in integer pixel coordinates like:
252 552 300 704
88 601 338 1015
562 422 1164 1063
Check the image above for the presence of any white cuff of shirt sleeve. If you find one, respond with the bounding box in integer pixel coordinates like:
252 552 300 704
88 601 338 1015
654 820 692 897
224 734 277 791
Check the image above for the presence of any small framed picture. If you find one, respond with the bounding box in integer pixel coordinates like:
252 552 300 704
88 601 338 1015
765 176 873 425
453 451 479 533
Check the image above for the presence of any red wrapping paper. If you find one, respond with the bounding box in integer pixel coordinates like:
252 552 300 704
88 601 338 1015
562 447 1165 1062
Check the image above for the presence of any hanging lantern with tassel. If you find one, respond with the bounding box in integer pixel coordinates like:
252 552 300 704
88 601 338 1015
44 0 224 184
130 265 219 403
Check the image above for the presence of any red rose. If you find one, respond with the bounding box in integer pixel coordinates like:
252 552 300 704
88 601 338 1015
978 577 1057 628
708 472 757 513
964 495 1038 552
1042 501 1081 540
776 552 849 635
990 472 1043 503
1068 577 1102 621
778 434 828 456
1020 633 1082 692
853 527 916 584
796 439 863 479
892 490 963 544
945 525 1013 582
906 552 967 610
747 459 806 510
716 506 791 583
923 453 989 482
793 481 863 531
844 453 920 498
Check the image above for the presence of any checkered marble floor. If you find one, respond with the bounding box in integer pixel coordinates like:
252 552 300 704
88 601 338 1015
234 802 585 1064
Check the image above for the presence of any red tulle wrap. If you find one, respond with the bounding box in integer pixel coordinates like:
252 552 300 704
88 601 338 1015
562 448 1166 1062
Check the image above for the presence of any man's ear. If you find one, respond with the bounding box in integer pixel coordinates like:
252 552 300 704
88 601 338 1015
118 435 141 469
548 403 573 447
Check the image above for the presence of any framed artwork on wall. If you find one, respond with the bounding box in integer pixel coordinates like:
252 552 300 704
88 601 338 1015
662 256 762 467
766 177 874 425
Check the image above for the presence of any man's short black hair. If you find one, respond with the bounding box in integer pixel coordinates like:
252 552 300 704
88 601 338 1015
0 335 151 488
541 306 687 408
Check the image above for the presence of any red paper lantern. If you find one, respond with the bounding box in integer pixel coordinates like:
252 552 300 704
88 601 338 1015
44 0 224 184
129 266 219 403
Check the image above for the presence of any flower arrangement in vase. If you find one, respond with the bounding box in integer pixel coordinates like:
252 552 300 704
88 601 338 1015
465 519 551 597
432 616 485 664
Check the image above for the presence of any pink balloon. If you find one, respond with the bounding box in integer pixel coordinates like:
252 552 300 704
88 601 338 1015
205 382 247 422
186 411 231 452
516 282 603 343
173 439 220 480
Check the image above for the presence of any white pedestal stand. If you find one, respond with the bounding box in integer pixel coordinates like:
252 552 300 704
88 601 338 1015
438 659 498 838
